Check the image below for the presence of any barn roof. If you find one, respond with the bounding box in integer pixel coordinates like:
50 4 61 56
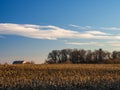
13 60 26 64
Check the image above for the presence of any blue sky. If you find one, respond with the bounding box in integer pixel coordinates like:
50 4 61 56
0 0 120 64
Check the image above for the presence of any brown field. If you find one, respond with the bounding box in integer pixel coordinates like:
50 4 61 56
0 64 120 90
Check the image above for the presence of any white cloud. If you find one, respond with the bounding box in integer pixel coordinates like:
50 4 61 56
69 24 80 28
85 31 107 35
0 23 80 40
65 41 104 46
65 40 120 47
70 24 120 32
0 23 119 40
65 42 95 45
115 36 120 39
101 27 120 30
107 41 120 46
69 24 91 30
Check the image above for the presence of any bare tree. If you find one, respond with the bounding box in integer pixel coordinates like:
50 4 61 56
46 48 119 64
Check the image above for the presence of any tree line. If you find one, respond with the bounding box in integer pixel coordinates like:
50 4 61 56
45 48 120 64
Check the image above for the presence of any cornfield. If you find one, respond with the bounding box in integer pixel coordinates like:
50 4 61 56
0 64 120 90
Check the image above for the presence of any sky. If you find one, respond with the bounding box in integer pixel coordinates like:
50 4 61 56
0 0 120 64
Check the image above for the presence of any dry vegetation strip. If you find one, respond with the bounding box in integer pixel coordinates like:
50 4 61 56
0 64 120 90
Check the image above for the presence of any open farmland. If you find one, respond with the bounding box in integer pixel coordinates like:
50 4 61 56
0 64 120 90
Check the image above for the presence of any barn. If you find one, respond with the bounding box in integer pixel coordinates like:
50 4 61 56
13 60 27 64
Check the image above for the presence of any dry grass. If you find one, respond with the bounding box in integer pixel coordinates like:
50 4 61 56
0 64 120 90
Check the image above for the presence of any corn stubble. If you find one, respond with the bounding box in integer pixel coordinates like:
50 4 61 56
0 64 120 90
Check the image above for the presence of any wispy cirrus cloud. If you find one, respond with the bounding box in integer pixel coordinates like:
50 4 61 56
69 24 91 30
70 25 109 35
101 27 120 30
65 41 104 46
107 41 120 46
85 31 107 35
0 23 119 40
65 41 120 47
0 23 80 40
69 24 120 32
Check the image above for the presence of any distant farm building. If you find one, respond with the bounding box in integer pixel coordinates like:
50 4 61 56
13 60 27 64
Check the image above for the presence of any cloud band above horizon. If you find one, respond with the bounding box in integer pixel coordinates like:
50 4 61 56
0 23 119 40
